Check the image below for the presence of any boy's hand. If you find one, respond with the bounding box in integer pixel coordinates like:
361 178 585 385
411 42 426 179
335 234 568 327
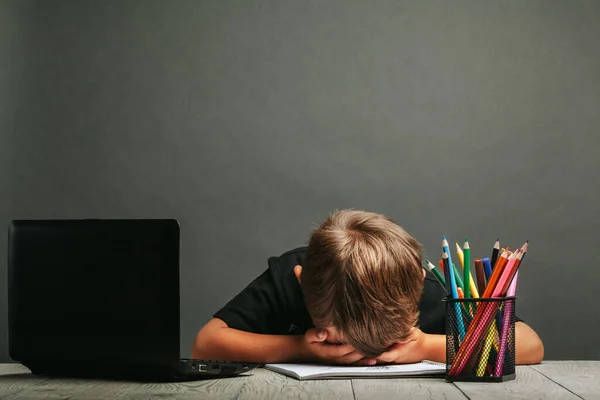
300 328 375 365
372 328 428 364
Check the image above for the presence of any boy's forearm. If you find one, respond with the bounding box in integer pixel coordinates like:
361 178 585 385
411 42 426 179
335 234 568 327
422 333 446 363
192 319 307 364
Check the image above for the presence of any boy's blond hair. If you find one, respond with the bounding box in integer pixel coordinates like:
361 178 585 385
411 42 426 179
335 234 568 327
301 209 424 358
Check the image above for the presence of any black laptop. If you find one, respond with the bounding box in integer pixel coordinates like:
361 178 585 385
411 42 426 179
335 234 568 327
7 219 259 381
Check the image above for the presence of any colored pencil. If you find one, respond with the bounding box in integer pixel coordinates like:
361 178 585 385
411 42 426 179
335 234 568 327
425 260 446 290
442 237 458 299
450 250 520 375
450 239 529 378
475 253 518 376
455 243 464 269
494 270 519 376
443 250 465 339
483 250 509 297
493 251 520 297
481 257 493 282
468 277 479 299
491 238 500 270
449 250 511 374
463 238 471 299
494 248 507 269
504 242 527 290
476 319 497 376
456 242 479 298
474 258 486 294
441 256 451 295
457 287 464 299
438 259 445 274
452 263 465 291
507 271 519 296
518 241 529 264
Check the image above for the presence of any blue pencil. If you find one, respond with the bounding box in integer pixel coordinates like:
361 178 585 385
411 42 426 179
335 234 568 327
442 236 459 299
442 243 465 340
482 257 494 282
482 257 503 335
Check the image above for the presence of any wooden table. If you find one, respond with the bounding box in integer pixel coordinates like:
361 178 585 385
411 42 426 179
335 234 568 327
1 361 599 399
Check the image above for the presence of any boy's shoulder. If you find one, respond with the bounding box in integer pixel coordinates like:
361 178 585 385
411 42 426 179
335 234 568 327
267 246 308 270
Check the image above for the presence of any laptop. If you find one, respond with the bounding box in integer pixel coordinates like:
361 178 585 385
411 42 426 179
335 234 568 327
7 219 259 381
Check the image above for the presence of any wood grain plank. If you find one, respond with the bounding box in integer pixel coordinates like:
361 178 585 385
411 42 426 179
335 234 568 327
237 368 354 400
3 370 252 400
3 375 114 400
0 364 31 374
0 364 52 399
81 372 251 400
454 366 581 400
3 362 597 400
530 361 600 400
352 377 467 400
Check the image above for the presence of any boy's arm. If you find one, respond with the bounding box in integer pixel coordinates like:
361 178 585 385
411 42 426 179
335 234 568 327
373 322 544 365
514 321 544 364
192 318 303 363
192 318 367 365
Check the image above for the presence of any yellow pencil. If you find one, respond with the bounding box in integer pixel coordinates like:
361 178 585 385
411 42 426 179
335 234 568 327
456 243 480 298
476 321 498 376
455 243 464 268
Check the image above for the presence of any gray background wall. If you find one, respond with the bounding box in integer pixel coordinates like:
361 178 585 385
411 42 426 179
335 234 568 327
1 0 599 362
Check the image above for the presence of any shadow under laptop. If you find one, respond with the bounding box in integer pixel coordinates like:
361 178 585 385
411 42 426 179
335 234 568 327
0 370 257 384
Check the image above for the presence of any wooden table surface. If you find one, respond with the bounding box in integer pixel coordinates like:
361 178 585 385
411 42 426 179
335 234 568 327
1 361 599 399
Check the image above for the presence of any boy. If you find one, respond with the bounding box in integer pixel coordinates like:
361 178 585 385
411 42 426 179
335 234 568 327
193 210 544 365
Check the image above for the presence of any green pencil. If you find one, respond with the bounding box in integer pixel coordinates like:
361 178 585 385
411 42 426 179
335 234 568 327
425 260 446 290
452 263 464 291
463 238 471 298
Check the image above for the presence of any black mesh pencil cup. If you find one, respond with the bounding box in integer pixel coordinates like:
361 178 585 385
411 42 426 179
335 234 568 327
445 296 516 382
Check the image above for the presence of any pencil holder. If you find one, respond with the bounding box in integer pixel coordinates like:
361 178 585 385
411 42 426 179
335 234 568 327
445 296 516 382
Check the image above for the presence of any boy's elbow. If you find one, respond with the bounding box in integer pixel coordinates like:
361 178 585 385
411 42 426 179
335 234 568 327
516 322 544 365
191 331 207 359
191 318 228 359
522 337 544 365
530 337 545 364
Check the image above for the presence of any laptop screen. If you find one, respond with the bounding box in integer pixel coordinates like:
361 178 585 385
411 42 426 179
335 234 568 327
8 219 180 367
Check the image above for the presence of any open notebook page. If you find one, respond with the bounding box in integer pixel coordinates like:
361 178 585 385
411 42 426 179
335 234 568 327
264 361 446 380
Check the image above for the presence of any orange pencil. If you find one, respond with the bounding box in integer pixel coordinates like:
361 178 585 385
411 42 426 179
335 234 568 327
494 248 508 269
457 287 464 298
438 259 445 273
483 250 510 298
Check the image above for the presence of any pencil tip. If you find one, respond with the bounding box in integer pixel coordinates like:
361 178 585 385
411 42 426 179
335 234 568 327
442 235 446 240
496 237 499 241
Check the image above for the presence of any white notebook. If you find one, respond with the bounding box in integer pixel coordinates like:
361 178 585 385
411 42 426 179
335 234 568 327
264 361 446 380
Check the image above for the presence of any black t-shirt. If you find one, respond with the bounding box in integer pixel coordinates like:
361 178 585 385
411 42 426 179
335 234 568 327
214 247 520 336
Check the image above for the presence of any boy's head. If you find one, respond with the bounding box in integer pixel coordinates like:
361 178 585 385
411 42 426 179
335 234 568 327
296 209 424 358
